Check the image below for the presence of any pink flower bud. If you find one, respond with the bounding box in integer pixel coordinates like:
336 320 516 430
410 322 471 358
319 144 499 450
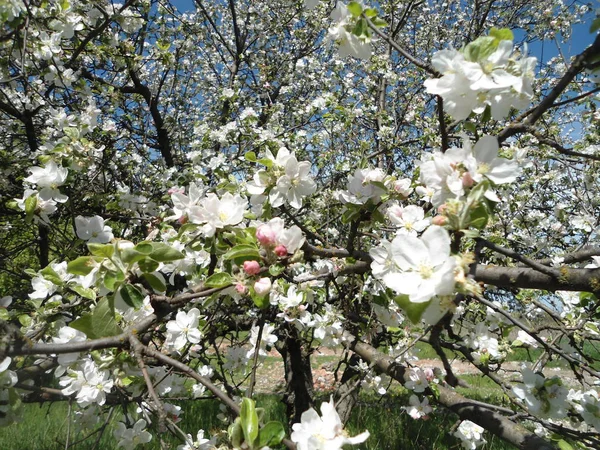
424 368 434 382
243 260 261 275
274 245 287 257
432 215 447 226
178 215 188 225
254 277 272 296
462 172 475 188
256 225 277 246
235 283 248 294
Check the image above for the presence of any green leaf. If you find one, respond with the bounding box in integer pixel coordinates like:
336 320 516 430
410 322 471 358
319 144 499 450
103 270 118 291
352 18 367 37
120 248 145 265
224 245 261 264
70 315 93 340
463 122 477 134
245 151 257 162
87 243 115 258
240 398 259 446
468 201 490 230
347 1 362 17
119 284 145 308
364 8 378 18
69 284 96 301
557 439 574 450
251 292 270 309
463 36 497 62
91 297 122 337
205 272 233 288
228 419 244 448
135 242 154 255
257 158 273 168
268 264 285 276
18 314 31 327
371 17 388 27
591 17 600 34
256 421 285 448
489 27 514 42
143 273 166 292
149 242 185 262
138 257 160 273
393 295 431 324
24 195 37 223
67 256 102 275
71 298 121 339
40 265 63 286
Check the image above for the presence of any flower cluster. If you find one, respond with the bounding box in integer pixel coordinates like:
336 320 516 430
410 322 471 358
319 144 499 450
247 147 316 210
291 397 369 449
424 30 537 120
370 225 456 304
418 135 520 208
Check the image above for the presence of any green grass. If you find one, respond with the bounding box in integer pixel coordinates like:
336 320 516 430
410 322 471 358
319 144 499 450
1 390 517 450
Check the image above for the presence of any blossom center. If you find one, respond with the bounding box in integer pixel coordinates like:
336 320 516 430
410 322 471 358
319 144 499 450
418 263 434 279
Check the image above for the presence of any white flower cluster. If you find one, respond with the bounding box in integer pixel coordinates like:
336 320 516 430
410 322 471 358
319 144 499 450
16 160 69 223
337 168 387 205
512 368 569 418
454 420 486 449
328 2 372 60
370 225 456 304
425 33 537 120
170 185 247 237
418 135 520 207
59 358 114 407
247 147 317 210
291 397 369 449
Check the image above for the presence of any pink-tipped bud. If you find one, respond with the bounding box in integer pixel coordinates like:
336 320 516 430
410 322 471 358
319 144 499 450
424 368 435 382
432 215 447 226
178 215 188 225
437 204 448 215
274 245 287 257
235 283 248 294
256 225 277 246
243 260 261 275
462 172 475 188
254 277 272 296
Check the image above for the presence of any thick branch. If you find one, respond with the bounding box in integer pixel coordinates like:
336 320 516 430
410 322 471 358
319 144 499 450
348 340 557 450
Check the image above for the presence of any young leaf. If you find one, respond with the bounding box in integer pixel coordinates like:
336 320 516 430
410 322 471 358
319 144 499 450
489 27 514 43
119 284 145 308
256 422 285 448
67 256 102 275
393 295 431 324
347 1 362 17
87 243 115 258
40 265 63 286
149 243 185 262
204 272 233 288
224 245 261 264
69 284 96 301
91 297 122 337
143 273 166 292
240 398 259 446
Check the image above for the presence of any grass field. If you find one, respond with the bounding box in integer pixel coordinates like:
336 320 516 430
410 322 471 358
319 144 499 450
7 337 591 449
0 379 517 450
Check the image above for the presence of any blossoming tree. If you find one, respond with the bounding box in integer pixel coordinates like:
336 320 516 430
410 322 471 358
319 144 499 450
1 0 600 449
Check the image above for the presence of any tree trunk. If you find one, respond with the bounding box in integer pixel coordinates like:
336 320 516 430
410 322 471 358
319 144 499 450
275 325 314 426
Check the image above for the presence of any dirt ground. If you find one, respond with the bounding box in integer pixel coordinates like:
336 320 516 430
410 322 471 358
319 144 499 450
251 347 588 393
